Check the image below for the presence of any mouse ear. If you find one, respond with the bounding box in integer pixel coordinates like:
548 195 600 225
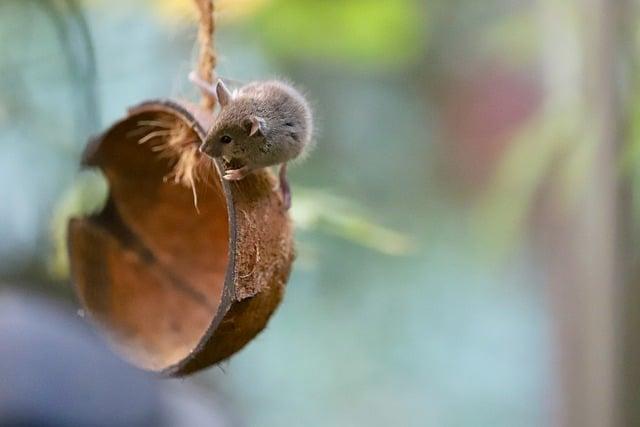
245 116 265 136
216 80 233 108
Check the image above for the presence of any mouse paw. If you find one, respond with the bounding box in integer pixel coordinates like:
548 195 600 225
223 167 250 181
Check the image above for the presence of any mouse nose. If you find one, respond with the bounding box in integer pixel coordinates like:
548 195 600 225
199 142 221 158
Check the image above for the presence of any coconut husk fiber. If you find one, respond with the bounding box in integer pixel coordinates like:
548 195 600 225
67 100 294 376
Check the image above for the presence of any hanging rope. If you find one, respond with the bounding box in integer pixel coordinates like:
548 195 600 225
195 0 217 110
133 0 218 211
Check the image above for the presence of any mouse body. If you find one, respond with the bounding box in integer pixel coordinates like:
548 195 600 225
191 74 314 209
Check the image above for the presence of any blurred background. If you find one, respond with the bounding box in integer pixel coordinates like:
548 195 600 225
0 0 638 426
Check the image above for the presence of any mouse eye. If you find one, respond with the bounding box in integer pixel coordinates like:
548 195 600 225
220 135 232 144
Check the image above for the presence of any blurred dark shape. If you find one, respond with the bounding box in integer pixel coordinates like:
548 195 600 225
0 291 232 427
0 291 163 426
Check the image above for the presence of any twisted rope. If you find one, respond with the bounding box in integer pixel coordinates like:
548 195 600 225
195 0 217 110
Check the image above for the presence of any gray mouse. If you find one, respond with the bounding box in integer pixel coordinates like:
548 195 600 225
190 73 314 209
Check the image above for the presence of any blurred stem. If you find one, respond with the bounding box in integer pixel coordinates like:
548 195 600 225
537 1 625 426
36 0 100 141
618 0 640 425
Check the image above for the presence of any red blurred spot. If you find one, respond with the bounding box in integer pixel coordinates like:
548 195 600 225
439 62 543 194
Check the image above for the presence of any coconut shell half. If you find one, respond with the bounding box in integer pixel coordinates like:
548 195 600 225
67 100 294 376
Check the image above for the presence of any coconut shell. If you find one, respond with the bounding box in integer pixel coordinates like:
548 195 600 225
67 100 294 376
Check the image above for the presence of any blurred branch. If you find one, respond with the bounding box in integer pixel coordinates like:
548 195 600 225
536 1 623 426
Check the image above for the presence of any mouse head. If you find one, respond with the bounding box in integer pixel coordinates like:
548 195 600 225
200 80 265 160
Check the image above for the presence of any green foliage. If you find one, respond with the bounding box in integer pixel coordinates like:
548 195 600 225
292 188 414 256
255 0 426 68
483 12 540 65
49 171 108 280
621 64 640 233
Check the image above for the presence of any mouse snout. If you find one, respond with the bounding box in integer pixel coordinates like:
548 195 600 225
199 141 223 158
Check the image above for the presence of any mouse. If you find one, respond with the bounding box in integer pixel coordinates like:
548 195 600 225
190 73 314 210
